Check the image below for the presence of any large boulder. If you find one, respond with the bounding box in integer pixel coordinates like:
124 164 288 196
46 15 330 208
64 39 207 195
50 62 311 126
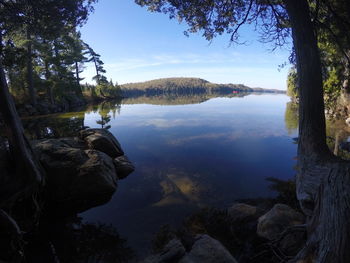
113 155 135 179
33 138 118 215
80 129 124 158
228 203 261 222
179 235 237 263
257 204 305 240
143 235 237 263
143 239 186 263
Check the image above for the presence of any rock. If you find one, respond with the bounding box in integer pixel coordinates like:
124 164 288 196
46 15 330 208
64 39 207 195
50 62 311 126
33 139 118 215
346 117 350 126
257 204 305 240
113 155 135 179
278 228 306 257
143 238 186 263
80 129 124 158
228 203 260 222
179 235 237 263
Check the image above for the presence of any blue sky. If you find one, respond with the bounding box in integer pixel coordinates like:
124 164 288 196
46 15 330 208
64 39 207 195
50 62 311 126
80 0 292 90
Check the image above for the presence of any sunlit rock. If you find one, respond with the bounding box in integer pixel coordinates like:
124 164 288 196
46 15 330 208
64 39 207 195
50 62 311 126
31 129 133 215
80 128 124 158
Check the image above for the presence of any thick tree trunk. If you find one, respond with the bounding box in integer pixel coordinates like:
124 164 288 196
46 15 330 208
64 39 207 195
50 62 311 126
26 28 36 106
284 0 350 262
0 32 44 204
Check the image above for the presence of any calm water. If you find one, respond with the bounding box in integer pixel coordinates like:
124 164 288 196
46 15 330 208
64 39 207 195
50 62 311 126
24 94 299 255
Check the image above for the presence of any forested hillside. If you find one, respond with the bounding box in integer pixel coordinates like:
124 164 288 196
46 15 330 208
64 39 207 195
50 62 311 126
121 77 285 97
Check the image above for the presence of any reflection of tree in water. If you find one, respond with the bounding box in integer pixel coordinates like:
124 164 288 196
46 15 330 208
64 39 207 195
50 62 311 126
284 102 299 134
23 111 86 140
95 100 122 130
121 92 251 106
22 99 123 139
25 216 134 263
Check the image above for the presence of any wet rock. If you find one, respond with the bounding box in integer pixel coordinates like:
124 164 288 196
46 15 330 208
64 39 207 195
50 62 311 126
257 204 305 240
143 239 186 263
113 155 135 179
228 203 260 222
179 235 238 263
80 128 124 158
33 139 118 215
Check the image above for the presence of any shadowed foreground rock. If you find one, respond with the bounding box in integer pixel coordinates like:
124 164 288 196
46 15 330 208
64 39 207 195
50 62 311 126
32 128 134 216
144 235 238 263
257 203 305 240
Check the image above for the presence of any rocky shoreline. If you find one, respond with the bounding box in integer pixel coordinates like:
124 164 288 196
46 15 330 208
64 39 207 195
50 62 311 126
143 202 306 263
0 128 134 262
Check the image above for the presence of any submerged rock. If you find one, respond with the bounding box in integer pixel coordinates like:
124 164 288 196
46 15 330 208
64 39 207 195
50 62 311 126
257 204 305 240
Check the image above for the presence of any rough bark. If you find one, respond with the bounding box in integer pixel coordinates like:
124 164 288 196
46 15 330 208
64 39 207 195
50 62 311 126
284 0 350 262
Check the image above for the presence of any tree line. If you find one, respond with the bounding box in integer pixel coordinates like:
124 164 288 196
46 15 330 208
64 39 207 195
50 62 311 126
1 0 121 108
121 77 283 97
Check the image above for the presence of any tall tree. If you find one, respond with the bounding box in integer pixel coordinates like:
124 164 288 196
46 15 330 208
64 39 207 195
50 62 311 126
85 43 107 85
135 0 350 261
0 0 97 240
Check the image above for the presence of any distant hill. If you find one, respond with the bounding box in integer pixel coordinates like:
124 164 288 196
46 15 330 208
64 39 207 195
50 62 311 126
121 77 285 97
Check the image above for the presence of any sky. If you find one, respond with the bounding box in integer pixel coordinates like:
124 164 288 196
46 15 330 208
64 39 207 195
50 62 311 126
80 0 293 90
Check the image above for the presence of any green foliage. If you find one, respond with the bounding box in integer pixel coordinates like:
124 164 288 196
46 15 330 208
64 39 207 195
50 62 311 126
1 0 122 106
323 68 342 109
286 67 298 100
82 80 122 101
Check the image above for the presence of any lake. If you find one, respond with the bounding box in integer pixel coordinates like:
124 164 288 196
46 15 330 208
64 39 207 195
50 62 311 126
24 93 299 256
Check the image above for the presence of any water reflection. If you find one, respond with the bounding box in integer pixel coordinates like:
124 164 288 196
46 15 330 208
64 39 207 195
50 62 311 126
23 93 299 256
284 102 299 135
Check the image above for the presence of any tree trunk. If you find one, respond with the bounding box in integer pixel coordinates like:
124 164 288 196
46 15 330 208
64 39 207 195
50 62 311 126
0 32 44 204
75 61 83 97
75 61 80 87
284 0 350 262
26 28 36 106
44 60 54 105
